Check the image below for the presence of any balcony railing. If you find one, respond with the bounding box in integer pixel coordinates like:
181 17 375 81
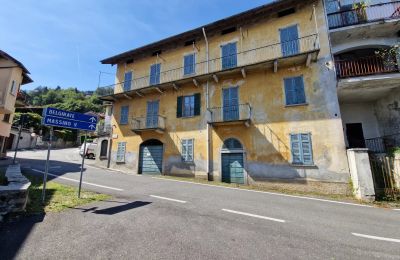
365 133 400 153
106 34 319 95
335 56 399 78
208 104 251 124
327 1 400 29
131 115 166 132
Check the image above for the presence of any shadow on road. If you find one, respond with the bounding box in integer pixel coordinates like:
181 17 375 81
70 201 152 215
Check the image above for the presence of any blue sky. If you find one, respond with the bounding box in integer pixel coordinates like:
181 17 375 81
0 0 271 91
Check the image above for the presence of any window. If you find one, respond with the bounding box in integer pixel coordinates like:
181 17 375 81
177 93 201 118
183 53 196 75
150 63 161 85
181 139 194 162
10 81 16 95
120 106 129 125
284 76 306 105
123 71 132 92
290 133 313 165
280 25 299 57
3 114 10 123
221 42 237 69
116 142 126 163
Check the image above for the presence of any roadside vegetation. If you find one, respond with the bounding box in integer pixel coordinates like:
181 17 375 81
24 173 111 214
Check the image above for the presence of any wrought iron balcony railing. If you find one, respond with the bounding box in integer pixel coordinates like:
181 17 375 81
335 55 399 78
131 115 166 131
208 104 251 124
327 1 400 29
107 34 319 95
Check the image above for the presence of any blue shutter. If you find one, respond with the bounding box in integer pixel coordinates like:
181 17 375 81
221 44 230 69
290 134 302 164
301 134 313 165
230 42 237 67
120 106 129 125
284 78 296 105
295 76 306 104
150 64 161 85
123 72 132 92
184 54 195 75
285 76 305 105
222 43 237 69
290 133 313 165
116 142 126 163
280 25 299 57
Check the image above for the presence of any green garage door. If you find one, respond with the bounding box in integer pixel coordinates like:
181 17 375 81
222 153 244 184
139 145 163 175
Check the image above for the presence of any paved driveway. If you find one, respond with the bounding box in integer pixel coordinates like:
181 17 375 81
1 149 399 259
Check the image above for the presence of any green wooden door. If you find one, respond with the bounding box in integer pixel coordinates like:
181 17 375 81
221 153 244 184
139 145 163 175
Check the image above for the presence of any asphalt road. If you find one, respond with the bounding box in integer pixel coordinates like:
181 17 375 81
1 148 399 260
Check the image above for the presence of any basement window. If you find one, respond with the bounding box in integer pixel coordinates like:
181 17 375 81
221 27 237 35
278 8 295 17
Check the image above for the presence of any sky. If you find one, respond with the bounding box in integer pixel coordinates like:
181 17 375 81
0 0 272 92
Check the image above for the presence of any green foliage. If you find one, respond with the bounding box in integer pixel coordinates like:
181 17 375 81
13 112 43 131
95 86 114 96
387 147 400 157
54 129 75 141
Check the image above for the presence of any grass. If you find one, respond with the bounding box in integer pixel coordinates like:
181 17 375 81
157 175 400 208
24 173 111 214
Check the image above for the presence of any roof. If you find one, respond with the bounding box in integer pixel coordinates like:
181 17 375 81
0 49 33 84
101 0 309 65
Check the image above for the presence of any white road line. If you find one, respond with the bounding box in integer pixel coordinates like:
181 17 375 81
150 195 187 204
222 209 286 223
352 233 400 243
152 177 373 208
31 169 123 191
393 209 400 211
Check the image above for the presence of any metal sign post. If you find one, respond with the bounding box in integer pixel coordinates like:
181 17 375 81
13 114 27 164
78 131 87 198
42 126 53 204
41 107 97 200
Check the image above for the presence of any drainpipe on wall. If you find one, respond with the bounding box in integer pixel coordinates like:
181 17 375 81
202 27 212 181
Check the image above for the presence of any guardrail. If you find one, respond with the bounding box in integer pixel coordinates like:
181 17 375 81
131 115 166 131
208 104 251 124
335 55 399 78
327 1 400 29
103 34 319 95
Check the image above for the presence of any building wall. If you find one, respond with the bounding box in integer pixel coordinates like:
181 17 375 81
374 87 400 136
109 0 350 185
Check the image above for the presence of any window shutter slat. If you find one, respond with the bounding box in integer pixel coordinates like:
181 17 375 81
290 134 301 163
177 96 183 118
194 93 201 116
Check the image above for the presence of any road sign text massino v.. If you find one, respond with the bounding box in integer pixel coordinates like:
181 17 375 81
42 107 98 131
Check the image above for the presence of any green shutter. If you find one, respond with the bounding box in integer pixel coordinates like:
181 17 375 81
177 96 183 118
194 93 201 116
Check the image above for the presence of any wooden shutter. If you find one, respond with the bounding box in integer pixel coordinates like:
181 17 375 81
123 71 132 92
116 142 126 163
295 76 306 104
301 134 313 165
194 93 201 116
177 96 183 118
290 134 302 164
284 78 296 105
120 106 129 124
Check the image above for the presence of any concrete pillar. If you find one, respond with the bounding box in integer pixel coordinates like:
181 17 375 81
347 148 375 201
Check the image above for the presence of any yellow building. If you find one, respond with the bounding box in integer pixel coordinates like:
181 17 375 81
100 0 350 194
0 50 32 158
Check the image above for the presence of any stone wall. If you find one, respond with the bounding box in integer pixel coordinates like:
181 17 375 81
0 164 31 222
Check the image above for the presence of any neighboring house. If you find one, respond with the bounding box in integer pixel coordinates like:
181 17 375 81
7 127 38 151
99 0 351 193
0 50 32 158
325 0 400 153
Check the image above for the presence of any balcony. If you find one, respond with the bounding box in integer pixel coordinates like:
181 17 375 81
327 1 400 29
208 104 251 127
130 115 166 134
100 34 319 101
335 55 399 79
96 123 112 136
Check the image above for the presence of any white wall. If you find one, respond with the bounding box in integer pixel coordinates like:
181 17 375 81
340 102 381 145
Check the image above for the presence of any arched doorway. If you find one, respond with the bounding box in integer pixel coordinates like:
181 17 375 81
221 138 245 184
139 139 163 175
100 140 108 158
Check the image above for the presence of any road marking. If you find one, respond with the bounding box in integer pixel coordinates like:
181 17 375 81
352 233 400 243
222 209 286 223
31 169 123 191
152 177 373 208
150 195 187 204
393 209 400 211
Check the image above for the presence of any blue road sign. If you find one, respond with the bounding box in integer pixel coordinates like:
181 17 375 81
42 107 98 131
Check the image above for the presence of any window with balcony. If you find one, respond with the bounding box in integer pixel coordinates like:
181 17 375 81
123 71 132 92
221 42 237 69
150 63 161 85
120 105 129 125
181 139 194 162
284 76 306 106
280 25 300 57
223 87 239 121
183 53 196 75
177 93 201 118
290 133 313 165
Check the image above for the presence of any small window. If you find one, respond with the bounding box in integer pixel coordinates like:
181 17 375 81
183 53 196 75
120 106 129 125
10 81 16 95
116 142 126 163
221 42 237 69
3 114 10 123
183 95 195 117
177 94 201 118
181 139 194 162
290 133 313 165
123 71 132 92
284 76 306 105
150 63 161 85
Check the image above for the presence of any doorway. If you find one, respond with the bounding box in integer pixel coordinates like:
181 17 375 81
346 123 366 148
